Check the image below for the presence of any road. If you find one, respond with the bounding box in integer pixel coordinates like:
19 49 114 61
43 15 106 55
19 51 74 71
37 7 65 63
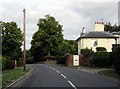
11 64 119 89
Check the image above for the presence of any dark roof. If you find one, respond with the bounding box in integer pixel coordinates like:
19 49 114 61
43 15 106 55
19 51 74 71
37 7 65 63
77 31 119 41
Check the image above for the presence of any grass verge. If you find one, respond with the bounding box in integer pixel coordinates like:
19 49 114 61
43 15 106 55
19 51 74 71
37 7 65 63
97 69 120 79
2 67 32 88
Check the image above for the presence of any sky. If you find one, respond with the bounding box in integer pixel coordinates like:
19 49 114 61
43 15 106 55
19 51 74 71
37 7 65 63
0 0 119 49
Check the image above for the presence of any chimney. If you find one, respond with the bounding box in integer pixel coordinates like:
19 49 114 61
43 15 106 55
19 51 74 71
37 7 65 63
95 22 104 32
82 27 86 33
81 27 86 36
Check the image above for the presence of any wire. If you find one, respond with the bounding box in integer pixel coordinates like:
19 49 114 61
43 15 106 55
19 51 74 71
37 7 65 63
10 0 23 10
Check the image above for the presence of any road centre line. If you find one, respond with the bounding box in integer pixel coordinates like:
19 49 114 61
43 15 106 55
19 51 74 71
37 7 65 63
61 74 66 79
56 70 60 73
68 80 77 89
47 66 77 89
52 68 55 70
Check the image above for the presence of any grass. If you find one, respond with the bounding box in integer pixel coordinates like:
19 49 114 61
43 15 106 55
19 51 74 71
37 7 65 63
97 69 120 79
2 67 32 88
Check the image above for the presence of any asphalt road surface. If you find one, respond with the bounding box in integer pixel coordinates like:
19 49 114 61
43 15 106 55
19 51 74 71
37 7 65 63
11 64 119 89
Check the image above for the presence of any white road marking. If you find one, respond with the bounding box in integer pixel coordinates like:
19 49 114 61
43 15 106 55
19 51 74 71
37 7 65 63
56 70 60 73
68 80 77 89
52 68 55 70
61 74 66 79
50 67 52 68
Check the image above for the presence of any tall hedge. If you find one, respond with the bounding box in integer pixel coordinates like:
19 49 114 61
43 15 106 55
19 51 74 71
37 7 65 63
111 47 120 74
1 56 6 70
1 56 15 70
92 52 110 67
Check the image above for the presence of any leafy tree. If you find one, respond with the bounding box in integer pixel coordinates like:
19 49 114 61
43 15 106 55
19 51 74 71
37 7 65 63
64 40 77 54
31 15 64 62
104 22 120 32
1 21 23 61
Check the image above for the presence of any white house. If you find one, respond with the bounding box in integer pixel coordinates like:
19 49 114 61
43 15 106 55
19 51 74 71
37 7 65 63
77 22 119 54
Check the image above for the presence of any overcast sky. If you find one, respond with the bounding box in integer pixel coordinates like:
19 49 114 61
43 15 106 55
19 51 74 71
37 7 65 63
0 0 119 49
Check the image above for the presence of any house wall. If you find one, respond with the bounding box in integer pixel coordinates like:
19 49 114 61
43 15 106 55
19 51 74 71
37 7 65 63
78 38 116 54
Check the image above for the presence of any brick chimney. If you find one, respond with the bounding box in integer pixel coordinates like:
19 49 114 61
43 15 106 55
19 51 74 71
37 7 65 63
95 22 104 32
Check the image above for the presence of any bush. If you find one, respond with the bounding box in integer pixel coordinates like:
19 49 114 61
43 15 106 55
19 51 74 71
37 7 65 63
6 58 15 69
1 56 6 70
17 58 23 67
81 48 94 66
81 48 91 55
92 52 110 67
1 56 15 70
111 47 120 74
96 47 107 52
26 57 34 64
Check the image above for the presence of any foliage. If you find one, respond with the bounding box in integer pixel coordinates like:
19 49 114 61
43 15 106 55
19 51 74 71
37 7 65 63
62 40 78 55
17 58 23 67
96 47 107 52
1 21 23 62
110 47 120 74
2 68 31 88
81 48 91 55
1 56 6 70
98 70 120 79
92 52 110 67
26 50 34 64
81 48 94 66
31 15 77 62
104 22 120 32
31 15 64 62
6 57 15 69
1 56 15 70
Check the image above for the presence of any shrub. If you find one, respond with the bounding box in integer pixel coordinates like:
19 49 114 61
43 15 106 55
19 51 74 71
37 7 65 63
6 58 15 69
81 48 94 66
17 58 23 67
96 47 107 52
111 47 120 74
1 56 6 70
26 57 34 64
81 48 91 55
1 56 15 70
92 52 110 67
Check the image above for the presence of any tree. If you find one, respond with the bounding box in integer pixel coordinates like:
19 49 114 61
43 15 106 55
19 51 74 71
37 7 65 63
26 49 33 64
63 40 77 55
31 15 64 62
1 21 23 61
104 22 120 32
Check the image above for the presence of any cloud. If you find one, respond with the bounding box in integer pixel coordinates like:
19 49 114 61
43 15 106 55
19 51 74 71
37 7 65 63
0 0 119 49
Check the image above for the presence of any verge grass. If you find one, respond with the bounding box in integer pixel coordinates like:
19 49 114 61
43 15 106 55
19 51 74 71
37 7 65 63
2 67 31 88
98 69 120 79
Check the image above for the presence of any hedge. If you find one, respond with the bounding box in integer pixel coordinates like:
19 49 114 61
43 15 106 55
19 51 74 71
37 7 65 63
1 56 15 70
96 47 107 52
111 47 120 74
92 52 110 67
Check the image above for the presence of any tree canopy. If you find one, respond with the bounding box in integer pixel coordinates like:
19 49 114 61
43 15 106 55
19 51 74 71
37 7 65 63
1 21 23 60
104 22 120 32
31 15 78 62
31 15 64 62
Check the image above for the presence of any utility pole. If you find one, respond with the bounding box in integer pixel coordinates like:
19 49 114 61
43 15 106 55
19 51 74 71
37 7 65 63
23 8 26 71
